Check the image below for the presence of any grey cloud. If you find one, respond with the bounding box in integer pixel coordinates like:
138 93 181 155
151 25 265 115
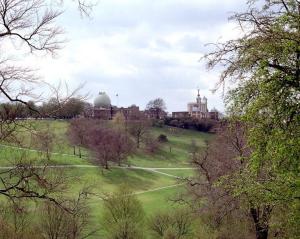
178 35 206 53
62 0 244 36
46 0 247 113
72 52 209 112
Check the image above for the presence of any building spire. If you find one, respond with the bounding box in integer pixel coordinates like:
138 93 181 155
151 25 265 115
197 88 200 97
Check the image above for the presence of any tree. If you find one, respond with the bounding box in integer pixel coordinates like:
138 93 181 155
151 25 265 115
188 139 199 159
31 123 55 160
67 118 91 157
186 122 253 239
144 136 160 154
114 131 135 166
40 96 86 119
128 119 150 148
202 1 300 238
148 208 194 239
0 0 94 225
61 98 86 118
101 187 145 239
146 98 167 119
87 127 115 169
112 112 127 132
0 201 42 239
39 189 94 239
87 126 134 169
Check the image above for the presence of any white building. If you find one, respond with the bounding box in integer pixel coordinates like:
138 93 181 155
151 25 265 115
187 90 208 119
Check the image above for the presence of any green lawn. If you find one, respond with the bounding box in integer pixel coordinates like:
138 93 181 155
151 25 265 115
0 120 212 238
156 169 196 178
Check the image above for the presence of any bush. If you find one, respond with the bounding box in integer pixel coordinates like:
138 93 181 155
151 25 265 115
158 134 168 143
153 119 165 128
164 117 218 132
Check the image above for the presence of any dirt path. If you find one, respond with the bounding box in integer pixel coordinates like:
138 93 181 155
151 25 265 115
0 144 196 179
0 164 194 179
133 183 185 195
0 145 190 195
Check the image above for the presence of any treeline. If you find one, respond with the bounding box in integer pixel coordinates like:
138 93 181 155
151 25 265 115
0 100 219 134
0 97 87 119
162 117 218 132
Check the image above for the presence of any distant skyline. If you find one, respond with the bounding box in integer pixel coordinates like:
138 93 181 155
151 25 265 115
26 0 246 113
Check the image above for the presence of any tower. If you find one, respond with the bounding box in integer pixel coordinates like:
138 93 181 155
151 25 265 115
196 89 201 104
202 96 208 114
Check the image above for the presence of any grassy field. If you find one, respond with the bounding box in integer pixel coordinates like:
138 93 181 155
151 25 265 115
0 120 212 238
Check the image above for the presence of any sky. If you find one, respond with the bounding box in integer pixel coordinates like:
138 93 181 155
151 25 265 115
28 0 246 113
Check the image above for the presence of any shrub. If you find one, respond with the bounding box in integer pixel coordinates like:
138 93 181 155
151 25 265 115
148 208 193 239
158 134 168 143
165 117 218 132
153 119 165 128
102 186 145 239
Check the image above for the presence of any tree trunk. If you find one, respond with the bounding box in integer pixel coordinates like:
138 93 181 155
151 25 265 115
137 136 140 148
255 227 268 239
73 146 76 155
250 207 269 239
105 161 109 169
79 147 81 158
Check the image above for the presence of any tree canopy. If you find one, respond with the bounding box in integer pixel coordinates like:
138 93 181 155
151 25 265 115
199 0 300 238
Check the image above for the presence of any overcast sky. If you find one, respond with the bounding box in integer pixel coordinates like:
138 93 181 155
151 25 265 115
33 0 246 113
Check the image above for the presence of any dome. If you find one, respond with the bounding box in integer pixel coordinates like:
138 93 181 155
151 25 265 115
94 92 111 108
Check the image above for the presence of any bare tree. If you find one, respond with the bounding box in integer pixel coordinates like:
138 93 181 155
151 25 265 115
86 127 116 169
0 1 97 238
0 103 22 143
184 121 273 239
86 125 134 169
112 112 127 132
0 0 89 119
128 119 150 148
144 136 160 154
31 123 55 160
67 118 91 157
0 0 92 206
39 188 95 239
146 98 167 119
148 208 194 239
114 131 135 166
0 200 42 239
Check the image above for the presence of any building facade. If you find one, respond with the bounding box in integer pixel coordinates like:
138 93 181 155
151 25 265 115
171 111 189 118
91 92 141 120
187 89 208 119
172 90 219 120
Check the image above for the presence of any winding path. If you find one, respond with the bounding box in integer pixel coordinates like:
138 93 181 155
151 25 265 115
0 144 193 195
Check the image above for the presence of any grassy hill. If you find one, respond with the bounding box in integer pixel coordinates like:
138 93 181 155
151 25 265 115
0 120 213 238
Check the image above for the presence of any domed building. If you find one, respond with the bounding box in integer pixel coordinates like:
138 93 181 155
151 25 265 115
92 91 141 120
93 92 113 119
94 92 111 109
